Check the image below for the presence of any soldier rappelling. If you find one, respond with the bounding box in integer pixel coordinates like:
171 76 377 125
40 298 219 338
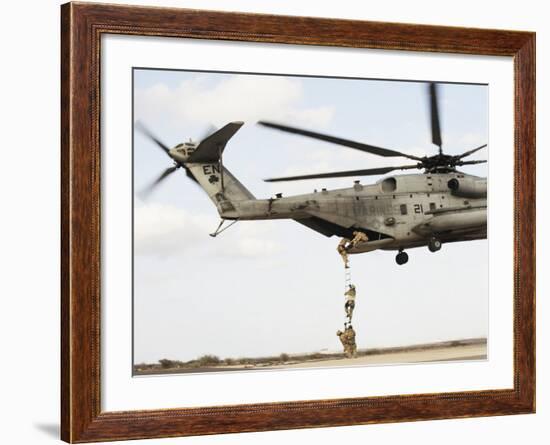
337 237 351 268
337 323 357 358
344 284 356 322
336 231 369 269
350 230 369 249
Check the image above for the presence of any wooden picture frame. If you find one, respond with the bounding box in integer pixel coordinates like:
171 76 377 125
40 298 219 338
61 2 535 442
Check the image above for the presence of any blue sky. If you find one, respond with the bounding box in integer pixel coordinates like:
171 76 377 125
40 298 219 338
133 68 488 364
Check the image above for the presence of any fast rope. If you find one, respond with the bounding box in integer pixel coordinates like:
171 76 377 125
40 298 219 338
343 257 356 325
337 256 359 358
344 262 352 292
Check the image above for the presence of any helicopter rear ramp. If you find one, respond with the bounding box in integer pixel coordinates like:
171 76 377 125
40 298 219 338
346 238 395 253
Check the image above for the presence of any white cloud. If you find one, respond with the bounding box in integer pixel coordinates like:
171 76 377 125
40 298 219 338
135 74 334 128
134 203 210 256
229 237 281 258
135 203 283 259
217 221 283 258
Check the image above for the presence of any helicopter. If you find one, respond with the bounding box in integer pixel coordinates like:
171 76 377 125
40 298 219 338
136 82 487 265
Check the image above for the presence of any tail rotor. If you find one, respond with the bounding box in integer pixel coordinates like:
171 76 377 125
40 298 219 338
134 121 211 197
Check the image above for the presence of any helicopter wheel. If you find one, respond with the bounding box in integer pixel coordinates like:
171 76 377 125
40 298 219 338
396 251 409 265
428 237 442 252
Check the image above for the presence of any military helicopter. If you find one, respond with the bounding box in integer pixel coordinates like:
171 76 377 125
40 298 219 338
137 82 487 265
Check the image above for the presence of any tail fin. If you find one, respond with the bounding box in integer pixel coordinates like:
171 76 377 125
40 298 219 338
185 122 255 217
188 122 244 163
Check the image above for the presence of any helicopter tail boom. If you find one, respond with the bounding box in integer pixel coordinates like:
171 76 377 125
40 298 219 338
177 122 254 218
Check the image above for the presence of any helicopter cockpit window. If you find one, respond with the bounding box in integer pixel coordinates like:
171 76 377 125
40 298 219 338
381 177 397 193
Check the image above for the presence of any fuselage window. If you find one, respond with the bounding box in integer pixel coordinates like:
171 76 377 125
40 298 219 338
429 202 436 211
400 204 408 215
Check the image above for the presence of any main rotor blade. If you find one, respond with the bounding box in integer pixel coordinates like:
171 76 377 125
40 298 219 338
135 121 171 155
456 159 487 166
429 83 443 154
258 121 423 161
139 165 178 197
456 144 487 159
264 164 420 182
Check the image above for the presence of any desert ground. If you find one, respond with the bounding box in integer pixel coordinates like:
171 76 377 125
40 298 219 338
134 339 487 376
279 342 486 370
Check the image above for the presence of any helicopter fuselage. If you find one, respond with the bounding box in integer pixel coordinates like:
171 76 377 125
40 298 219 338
218 171 487 254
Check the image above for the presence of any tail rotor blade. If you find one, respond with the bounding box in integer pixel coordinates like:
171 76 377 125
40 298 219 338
139 165 178 198
135 121 171 156
429 83 443 154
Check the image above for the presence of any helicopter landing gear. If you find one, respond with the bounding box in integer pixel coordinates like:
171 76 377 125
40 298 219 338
396 250 409 265
428 237 442 252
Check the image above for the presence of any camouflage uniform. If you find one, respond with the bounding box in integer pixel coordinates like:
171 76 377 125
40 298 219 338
336 330 347 354
337 237 351 268
350 231 369 248
346 326 357 357
344 285 356 320
337 325 357 358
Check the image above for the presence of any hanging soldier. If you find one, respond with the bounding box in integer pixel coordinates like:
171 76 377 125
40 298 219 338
344 284 356 321
336 329 347 354
350 230 369 249
337 231 368 268
337 237 351 268
337 323 357 358
344 324 357 357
